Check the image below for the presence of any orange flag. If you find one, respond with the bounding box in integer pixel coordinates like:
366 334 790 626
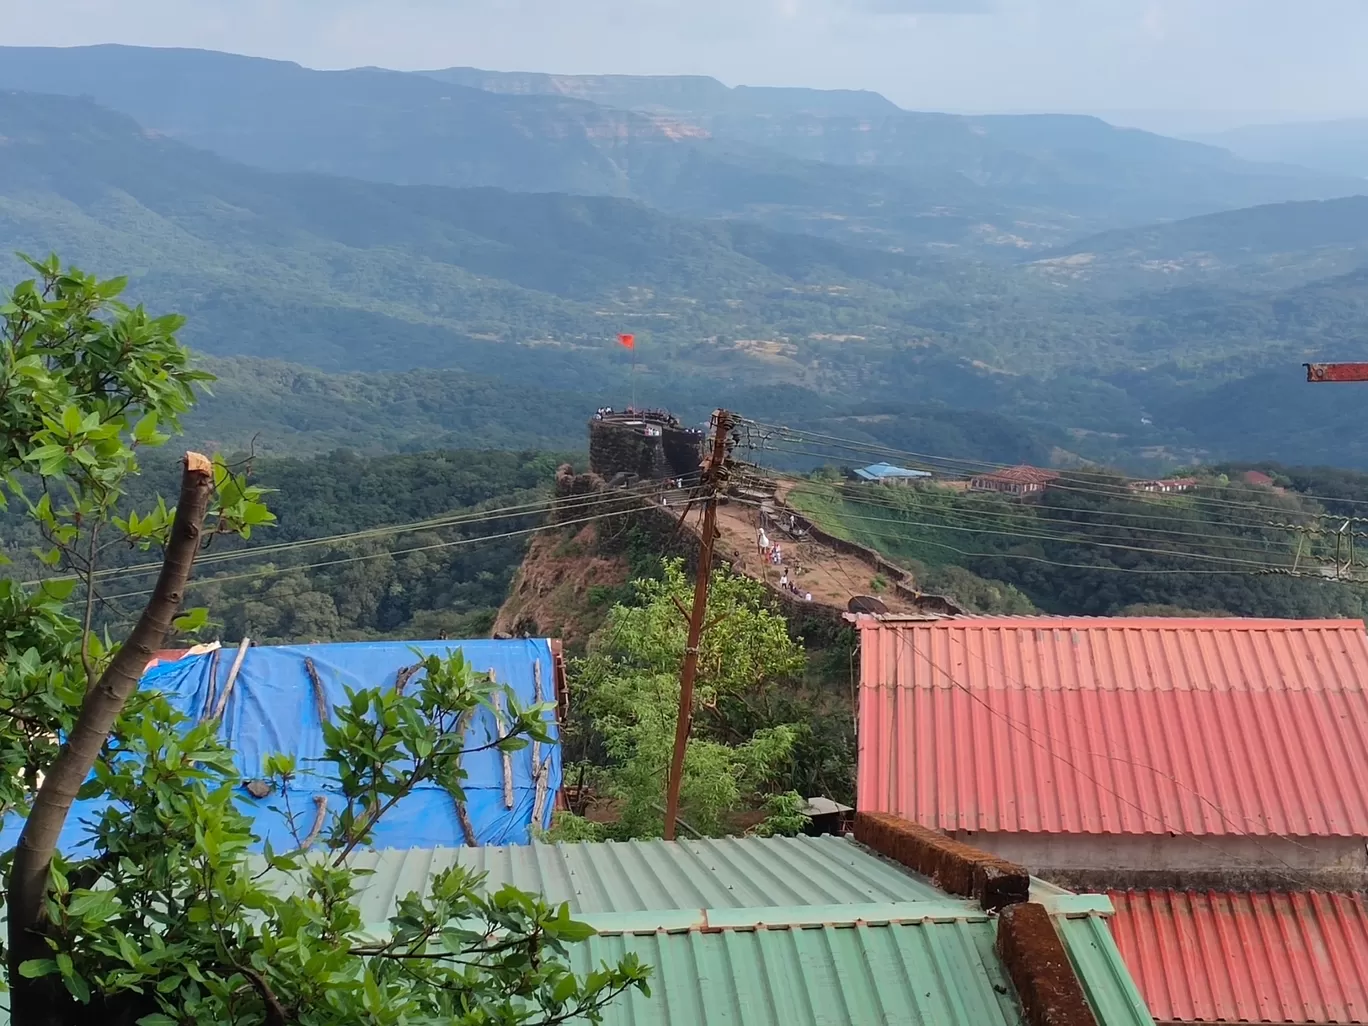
618 333 635 350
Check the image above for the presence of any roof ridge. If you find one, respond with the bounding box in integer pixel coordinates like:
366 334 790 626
871 615 1368 630
579 898 991 936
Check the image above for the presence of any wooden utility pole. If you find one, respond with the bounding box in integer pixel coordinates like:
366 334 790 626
662 409 734 841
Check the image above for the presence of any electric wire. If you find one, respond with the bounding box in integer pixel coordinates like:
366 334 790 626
725 496 1293 578
741 418 1362 522
749 437 1318 531
774 475 1310 554
26 475 697 588
812 499 1319 578
95 502 652 604
730 489 1299 571
757 435 1323 526
744 435 1357 567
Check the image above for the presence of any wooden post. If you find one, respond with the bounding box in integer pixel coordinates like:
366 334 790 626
662 410 733 841
210 636 251 721
492 677 515 811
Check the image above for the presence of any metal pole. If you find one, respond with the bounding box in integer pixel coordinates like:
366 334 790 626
662 409 732 841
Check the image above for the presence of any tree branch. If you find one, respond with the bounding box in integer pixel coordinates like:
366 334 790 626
233 964 289 1026
80 522 100 689
6 452 214 1025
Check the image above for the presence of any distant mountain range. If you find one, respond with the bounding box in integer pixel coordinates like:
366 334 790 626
1 46 1368 469
419 67 901 118
1200 119 1368 180
2 45 1364 258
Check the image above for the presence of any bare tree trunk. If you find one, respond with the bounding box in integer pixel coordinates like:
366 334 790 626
6 453 214 1026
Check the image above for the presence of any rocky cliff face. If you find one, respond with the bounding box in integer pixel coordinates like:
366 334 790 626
491 522 630 649
493 466 634 648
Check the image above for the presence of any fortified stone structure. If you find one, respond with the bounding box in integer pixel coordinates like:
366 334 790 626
588 409 703 483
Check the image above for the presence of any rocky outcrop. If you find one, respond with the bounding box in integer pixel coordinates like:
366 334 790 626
492 522 630 648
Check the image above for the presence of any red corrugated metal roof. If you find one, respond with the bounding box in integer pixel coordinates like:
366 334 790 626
856 617 1368 837
1109 889 1368 1023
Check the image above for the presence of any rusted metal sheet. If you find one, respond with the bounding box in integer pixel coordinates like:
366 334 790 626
856 617 1368 836
1108 889 1368 1023
1307 363 1368 383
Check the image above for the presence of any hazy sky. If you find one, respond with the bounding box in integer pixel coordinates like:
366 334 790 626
5 0 1367 129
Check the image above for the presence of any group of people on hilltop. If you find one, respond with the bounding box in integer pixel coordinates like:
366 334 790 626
759 526 813 602
779 568 812 602
593 405 682 425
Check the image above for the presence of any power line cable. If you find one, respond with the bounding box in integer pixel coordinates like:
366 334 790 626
742 419 1359 522
748 436 1316 529
727 494 1304 579
27 476 696 588
96 503 650 604
739 498 1295 572
752 443 1308 534
775 476 1313 555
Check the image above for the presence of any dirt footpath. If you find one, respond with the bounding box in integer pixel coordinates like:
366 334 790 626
669 494 920 614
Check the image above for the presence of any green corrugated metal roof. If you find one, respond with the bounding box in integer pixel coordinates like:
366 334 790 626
1055 912 1156 1026
337 834 947 922
0 836 1151 1026
306 836 1153 1026
574 920 1021 1026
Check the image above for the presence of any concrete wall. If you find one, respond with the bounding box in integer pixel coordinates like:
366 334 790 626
949 830 1368 889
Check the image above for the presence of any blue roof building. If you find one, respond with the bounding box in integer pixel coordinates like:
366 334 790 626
852 461 932 483
1 638 563 855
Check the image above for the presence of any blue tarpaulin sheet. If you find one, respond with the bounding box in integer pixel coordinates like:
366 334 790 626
1 639 562 855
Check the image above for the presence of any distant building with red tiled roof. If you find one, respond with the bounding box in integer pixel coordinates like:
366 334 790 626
1242 469 1276 488
968 465 1059 496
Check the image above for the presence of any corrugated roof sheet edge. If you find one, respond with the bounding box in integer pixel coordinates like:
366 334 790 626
856 615 1368 630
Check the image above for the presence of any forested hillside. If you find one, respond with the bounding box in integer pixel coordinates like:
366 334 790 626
1038 196 1368 291
3 449 573 644
181 358 593 455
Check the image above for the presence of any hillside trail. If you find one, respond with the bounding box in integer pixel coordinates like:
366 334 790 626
661 487 922 614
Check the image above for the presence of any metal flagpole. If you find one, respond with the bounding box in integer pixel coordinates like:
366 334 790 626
619 333 637 410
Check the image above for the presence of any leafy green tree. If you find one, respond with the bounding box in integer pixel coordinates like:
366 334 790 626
562 559 808 839
17 654 647 1026
0 257 648 1025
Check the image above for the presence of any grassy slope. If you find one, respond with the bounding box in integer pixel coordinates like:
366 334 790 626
785 476 1367 618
